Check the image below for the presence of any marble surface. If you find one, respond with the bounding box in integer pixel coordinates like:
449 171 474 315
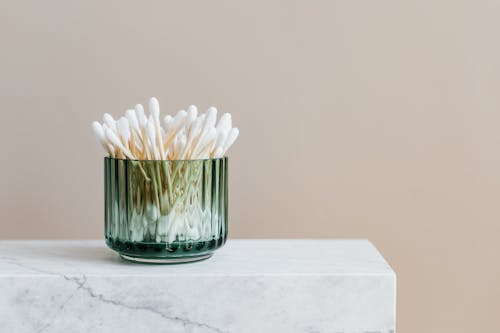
0 239 396 333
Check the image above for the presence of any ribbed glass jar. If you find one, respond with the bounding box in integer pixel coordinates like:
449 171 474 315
104 157 228 263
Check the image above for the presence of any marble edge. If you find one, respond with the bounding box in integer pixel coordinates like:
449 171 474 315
364 240 397 278
0 239 397 278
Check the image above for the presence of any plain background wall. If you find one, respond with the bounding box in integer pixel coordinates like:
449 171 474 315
1 1 500 332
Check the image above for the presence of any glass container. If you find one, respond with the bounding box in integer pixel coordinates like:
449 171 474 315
104 157 228 263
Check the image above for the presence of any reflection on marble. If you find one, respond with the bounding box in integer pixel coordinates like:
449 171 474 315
0 240 396 332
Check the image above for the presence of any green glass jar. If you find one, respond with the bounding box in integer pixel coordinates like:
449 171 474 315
104 157 228 263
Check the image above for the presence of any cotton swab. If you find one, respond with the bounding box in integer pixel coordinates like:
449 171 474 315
103 113 117 131
163 115 173 131
91 121 105 143
222 128 239 154
214 128 228 149
92 121 114 156
170 110 187 133
149 97 165 159
117 117 131 146
135 104 147 128
92 98 239 160
216 113 232 132
105 127 134 159
146 117 160 160
186 105 198 130
125 109 140 134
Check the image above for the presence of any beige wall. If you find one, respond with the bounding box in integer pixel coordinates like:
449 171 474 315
1 1 500 332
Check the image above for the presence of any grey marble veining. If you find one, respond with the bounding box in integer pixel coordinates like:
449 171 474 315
0 239 396 333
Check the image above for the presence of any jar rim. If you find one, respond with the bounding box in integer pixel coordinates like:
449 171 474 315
104 156 227 162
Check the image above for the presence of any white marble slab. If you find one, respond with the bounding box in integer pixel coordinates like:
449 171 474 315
0 239 396 333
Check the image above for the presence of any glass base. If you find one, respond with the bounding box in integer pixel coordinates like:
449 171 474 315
120 253 213 264
106 238 226 264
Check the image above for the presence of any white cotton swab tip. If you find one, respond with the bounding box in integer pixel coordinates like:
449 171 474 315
117 117 131 143
215 128 228 150
149 97 160 120
223 128 239 152
125 109 140 133
105 127 122 147
91 121 105 141
92 121 115 155
205 107 218 128
187 105 198 123
103 113 116 131
135 104 147 127
163 115 173 128
216 113 232 132
189 117 203 139
170 110 187 133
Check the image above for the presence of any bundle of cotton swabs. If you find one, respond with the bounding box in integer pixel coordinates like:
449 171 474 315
92 97 239 160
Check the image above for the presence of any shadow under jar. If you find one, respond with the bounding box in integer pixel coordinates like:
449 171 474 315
104 157 228 263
